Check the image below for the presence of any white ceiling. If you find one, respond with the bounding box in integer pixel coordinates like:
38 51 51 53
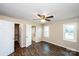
0 3 79 23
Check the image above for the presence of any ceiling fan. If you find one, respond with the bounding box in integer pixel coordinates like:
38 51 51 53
33 14 54 23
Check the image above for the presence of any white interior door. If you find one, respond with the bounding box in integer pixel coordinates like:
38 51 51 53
26 24 32 47
0 20 14 56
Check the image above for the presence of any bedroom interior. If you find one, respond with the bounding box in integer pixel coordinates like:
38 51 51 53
0 3 79 56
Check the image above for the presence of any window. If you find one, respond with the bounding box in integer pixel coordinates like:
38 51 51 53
63 23 77 42
44 26 49 37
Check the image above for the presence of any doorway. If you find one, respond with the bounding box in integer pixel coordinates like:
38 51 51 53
14 24 20 48
32 26 36 43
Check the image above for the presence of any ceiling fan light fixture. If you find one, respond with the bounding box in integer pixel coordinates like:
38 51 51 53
40 19 46 23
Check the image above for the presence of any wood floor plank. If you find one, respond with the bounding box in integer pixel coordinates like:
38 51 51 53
9 41 79 56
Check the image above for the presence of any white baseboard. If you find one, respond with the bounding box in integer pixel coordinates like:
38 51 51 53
43 40 79 52
35 40 42 43
65 47 79 52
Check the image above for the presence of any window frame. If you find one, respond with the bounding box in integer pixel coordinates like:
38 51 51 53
44 25 49 38
63 23 77 42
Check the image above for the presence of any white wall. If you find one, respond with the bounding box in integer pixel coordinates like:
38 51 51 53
43 17 79 52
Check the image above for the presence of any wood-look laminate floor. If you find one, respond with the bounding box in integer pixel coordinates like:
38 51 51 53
10 41 79 56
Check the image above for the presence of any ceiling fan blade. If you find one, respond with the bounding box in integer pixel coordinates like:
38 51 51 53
45 19 51 21
46 16 54 18
38 14 42 17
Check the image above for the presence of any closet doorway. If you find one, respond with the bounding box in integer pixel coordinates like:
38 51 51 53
14 24 20 48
